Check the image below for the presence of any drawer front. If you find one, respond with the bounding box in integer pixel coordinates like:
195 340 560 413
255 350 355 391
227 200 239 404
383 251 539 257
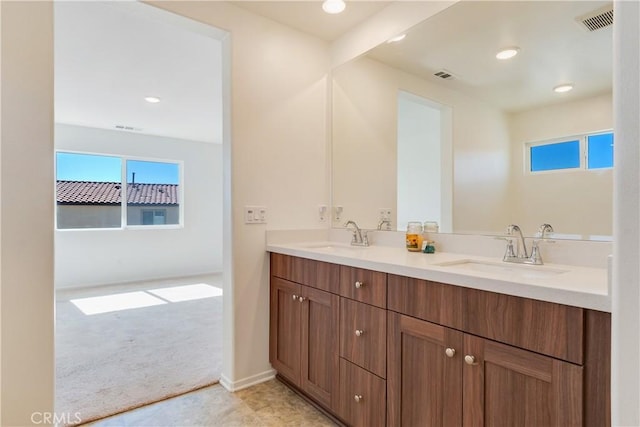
465 288 584 364
339 266 387 308
271 253 339 293
388 274 464 329
339 358 386 427
340 298 387 378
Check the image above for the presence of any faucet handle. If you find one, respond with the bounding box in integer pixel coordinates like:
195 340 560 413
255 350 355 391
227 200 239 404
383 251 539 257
503 239 517 259
530 238 555 264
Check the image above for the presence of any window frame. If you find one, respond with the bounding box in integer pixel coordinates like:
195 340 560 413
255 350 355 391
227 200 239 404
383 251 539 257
524 129 613 175
55 150 184 231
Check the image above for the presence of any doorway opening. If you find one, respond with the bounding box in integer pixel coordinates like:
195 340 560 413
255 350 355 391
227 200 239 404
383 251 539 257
53 2 228 424
397 90 453 232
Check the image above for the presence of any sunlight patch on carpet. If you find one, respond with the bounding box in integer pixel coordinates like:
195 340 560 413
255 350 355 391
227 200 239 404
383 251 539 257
71 291 167 315
148 283 223 302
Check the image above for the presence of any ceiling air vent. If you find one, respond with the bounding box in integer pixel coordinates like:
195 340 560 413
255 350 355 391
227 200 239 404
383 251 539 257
434 69 456 80
577 4 613 32
114 125 141 131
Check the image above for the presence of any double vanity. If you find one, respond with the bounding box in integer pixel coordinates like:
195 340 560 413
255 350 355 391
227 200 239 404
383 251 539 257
267 232 610 426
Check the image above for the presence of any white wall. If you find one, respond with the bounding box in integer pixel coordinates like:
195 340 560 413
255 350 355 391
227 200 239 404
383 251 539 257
332 56 512 232
54 124 222 289
612 0 640 424
1 2 55 425
509 93 613 237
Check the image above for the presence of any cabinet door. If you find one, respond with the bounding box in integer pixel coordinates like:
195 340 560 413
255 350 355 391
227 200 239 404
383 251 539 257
339 358 386 427
340 298 387 378
463 334 583 427
269 277 301 385
300 286 340 411
387 312 463 426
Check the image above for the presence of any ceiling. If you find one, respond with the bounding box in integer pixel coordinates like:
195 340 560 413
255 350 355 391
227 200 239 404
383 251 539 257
54 1 389 143
54 1 614 144
235 1 391 41
54 2 223 144
366 1 613 113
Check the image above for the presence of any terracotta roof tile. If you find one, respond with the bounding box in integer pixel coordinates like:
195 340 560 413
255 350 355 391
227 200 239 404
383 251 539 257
56 181 179 205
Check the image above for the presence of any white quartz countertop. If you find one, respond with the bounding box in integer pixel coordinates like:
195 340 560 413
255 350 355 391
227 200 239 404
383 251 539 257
266 241 611 312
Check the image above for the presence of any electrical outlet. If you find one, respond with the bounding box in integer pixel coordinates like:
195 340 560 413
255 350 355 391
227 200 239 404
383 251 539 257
318 205 328 223
379 208 392 220
334 206 343 222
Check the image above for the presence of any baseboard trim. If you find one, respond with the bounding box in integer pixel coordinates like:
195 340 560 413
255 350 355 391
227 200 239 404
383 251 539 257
219 369 276 392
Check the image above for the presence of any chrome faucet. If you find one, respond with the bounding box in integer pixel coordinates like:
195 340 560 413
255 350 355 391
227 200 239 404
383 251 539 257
377 219 391 230
506 224 528 258
502 223 554 265
344 220 369 246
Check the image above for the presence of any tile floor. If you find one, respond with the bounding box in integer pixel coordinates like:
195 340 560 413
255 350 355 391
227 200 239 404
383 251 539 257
83 379 337 427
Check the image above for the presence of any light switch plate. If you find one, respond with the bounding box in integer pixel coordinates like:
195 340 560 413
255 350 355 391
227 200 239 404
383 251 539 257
245 206 267 224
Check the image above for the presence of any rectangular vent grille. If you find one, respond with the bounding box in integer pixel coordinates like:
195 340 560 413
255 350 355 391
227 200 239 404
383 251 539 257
434 70 455 80
578 5 613 32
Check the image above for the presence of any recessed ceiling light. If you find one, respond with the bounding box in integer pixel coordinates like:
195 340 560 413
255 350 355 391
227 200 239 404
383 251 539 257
322 0 345 14
144 96 161 103
496 47 520 60
387 34 407 43
553 84 574 93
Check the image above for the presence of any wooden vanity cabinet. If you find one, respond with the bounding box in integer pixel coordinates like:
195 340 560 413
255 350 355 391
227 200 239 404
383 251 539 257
269 254 611 427
387 274 610 427
270 259 340 412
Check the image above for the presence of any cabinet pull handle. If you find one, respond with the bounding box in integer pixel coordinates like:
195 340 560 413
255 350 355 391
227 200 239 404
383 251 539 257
292 294 298 301
298 296 306 303
445 348 456 358
355 329 364 337
464 355 477 365
354 394 363 403
355 281 364 289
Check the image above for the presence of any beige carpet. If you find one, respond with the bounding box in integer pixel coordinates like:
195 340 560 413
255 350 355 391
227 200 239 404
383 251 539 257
55 276 222 426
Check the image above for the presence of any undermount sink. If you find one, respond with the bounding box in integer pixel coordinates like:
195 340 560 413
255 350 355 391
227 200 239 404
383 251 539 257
434 259 568 279
296 242 368 254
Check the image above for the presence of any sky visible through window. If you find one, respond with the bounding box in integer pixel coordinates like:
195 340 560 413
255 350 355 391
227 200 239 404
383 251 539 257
56 152 179 184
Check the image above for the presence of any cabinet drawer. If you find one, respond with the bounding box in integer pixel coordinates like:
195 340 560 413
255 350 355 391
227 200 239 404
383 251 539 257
465 288 584 364
388 274 463 329
271 253 339 293
340 298 386 378
339 358 386 427
339 266 387 308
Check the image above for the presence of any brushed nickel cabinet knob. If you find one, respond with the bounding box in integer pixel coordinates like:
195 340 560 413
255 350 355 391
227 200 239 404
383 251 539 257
355 329 364 337
354 394 363 403
445 348 456 358
464 355 477 365
354 281 364 289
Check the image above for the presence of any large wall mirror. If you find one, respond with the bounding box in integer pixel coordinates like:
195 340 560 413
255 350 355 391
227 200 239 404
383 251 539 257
331 1 613 239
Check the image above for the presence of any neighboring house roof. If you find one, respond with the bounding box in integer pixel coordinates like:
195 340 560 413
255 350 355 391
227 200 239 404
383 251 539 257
56 181 179 205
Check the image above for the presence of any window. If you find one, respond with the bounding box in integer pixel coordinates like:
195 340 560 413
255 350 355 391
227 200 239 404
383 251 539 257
587 133 614 169
142 209 166 225
526 131 613 173
56 152 181 229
